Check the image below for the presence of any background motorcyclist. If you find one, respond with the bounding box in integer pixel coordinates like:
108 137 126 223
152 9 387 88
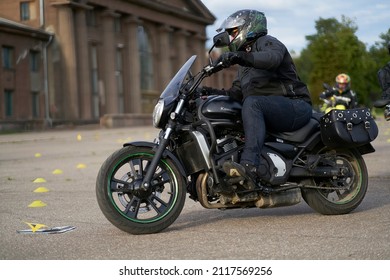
373 42 390 120
320 73 358 111
202 9 312 188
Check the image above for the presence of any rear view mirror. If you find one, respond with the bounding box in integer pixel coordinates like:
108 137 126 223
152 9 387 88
207 31 231 65
213 31 230 48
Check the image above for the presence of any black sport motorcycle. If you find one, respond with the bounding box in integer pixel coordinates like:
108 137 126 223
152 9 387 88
96 32 376 235
319 83 351 113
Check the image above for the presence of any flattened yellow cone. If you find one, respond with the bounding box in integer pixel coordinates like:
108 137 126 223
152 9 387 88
34 187 49 193
387 139 390 143
24 222 47 233
52 169 63 175
76 163 87 169
34 153 42 158
28 200 47 208
33 177 46 183
77 134 82 141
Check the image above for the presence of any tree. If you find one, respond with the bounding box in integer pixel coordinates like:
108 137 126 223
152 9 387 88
295 16 369 107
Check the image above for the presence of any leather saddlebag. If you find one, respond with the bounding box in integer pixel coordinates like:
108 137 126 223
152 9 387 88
320 108 378 147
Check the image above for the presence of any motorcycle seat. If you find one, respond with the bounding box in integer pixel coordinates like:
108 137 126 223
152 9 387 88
269 117 320 143
373 98 390 108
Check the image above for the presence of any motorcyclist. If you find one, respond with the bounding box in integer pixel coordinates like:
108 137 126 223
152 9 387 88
320 73 358 111
202 9 313 189
373 42 390 116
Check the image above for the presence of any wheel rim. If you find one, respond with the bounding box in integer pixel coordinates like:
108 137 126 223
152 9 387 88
107 153 179 223
316 152 362 204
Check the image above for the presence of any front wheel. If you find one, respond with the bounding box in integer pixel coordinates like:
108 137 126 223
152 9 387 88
96 146 186 234
301 148 368 215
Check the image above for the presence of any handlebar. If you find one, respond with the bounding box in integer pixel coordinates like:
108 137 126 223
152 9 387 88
333 95 351 102
182 62 224 99
320 92 351 103
203 61 225 76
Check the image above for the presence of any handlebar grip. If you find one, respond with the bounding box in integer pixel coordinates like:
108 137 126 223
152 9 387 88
211 62 224 73
204 61 224 76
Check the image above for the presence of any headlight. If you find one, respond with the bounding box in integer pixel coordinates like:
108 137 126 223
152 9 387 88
153 99 164 128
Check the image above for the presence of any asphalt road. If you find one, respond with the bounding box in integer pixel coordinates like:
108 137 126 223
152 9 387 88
0 119 389 261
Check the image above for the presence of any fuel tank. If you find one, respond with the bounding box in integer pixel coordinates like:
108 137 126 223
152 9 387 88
200 95 242 120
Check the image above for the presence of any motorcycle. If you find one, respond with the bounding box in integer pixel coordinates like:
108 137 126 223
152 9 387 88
373 99 390 121
319 83 350 113
96 32 376 235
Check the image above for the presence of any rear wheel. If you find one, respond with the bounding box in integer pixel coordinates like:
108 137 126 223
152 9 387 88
301 148 368 215
96 146 186 234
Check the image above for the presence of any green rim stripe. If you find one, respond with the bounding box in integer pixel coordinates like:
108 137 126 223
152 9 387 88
107 152 178 224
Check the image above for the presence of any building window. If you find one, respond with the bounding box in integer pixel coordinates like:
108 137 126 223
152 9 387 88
4 90 13 117
137 26 154 90
2 46 14 69
20 2 30 21
32 92 40 118
30 50 40 72
116 48 124 113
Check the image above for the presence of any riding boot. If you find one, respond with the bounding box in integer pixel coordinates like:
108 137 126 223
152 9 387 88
223 161 258 190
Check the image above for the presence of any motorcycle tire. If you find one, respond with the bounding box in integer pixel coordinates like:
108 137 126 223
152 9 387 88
301 148 368 215
96 146 186 235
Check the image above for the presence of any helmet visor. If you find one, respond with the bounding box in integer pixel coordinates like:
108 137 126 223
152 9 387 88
217 16 246 32
226 27 240 42
337 83 348 90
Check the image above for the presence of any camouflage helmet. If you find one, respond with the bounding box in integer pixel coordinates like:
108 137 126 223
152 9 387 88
217 10 267 51
335 73 351 93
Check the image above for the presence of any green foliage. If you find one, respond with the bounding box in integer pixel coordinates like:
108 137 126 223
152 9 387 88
294 18 390 108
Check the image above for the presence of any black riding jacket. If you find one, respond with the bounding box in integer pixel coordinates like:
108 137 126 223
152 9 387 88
220 35 312 105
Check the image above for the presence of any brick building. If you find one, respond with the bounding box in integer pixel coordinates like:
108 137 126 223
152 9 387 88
0 17 52 130
0 0 236 130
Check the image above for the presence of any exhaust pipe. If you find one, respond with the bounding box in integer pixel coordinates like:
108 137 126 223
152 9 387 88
196 172 302 209
256 188 302 208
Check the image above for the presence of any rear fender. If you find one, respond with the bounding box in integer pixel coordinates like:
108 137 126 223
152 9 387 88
300 133 375 155
355 143 375 155
123 141 188 179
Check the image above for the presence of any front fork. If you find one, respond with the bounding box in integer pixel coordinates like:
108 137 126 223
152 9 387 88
141 128 172 191
141 99 186 191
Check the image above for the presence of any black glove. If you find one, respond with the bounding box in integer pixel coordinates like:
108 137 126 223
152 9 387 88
195 86 210 97
196 86 227 97
319 92 328 99
216 52 238 68
216 52 254 68
320 89 336 99
201 86 213 96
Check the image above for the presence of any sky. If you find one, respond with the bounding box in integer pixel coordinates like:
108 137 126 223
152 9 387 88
203 0 389 54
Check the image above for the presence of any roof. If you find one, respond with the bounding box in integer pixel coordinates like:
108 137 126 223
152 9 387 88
126 0 216 25
0 17 53 40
